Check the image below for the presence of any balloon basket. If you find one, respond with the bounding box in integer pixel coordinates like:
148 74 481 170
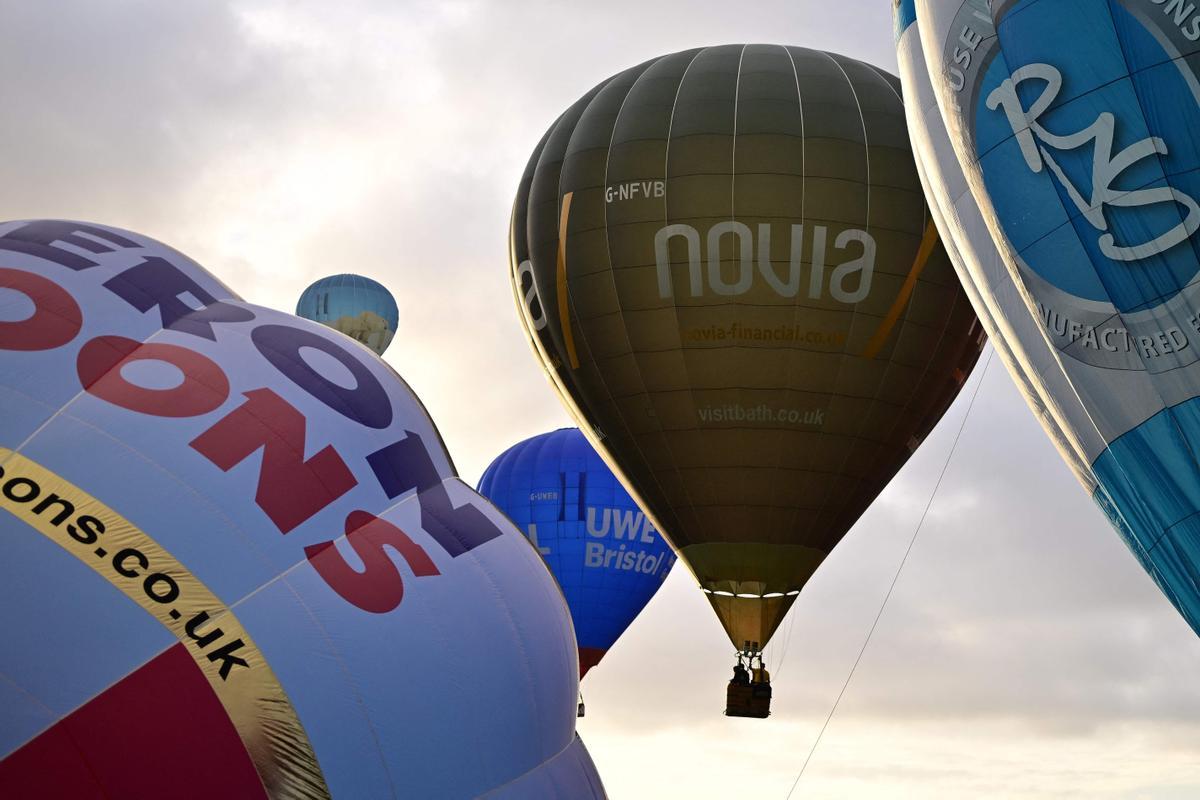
725 681 771 719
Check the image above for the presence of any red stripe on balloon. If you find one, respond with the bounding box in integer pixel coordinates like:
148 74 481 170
0 644 267 799
579 647 606 679
0 268 82 351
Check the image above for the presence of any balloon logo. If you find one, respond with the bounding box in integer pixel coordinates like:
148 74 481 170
900 0 1200 637
0 220 603 798
479 428 676 678
509 44 985 710
970 2 1200 315
296 273 398 357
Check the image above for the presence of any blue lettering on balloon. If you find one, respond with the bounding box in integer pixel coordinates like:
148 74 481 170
251 323 393 429
104 257 255 340
367 432 503 557
0 220 139 271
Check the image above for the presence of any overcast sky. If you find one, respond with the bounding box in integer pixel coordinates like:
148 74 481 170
5 1 1200 797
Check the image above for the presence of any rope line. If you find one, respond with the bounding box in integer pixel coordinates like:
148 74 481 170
784 347 995 798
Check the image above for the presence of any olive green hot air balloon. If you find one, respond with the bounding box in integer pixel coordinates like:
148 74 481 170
510 44 984 714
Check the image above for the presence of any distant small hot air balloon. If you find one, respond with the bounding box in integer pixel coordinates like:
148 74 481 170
479 428 676 680
296 273 398 356
899 0 1200 637
0 220 604 799
509 44 985 717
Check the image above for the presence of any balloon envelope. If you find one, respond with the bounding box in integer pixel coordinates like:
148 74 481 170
903 0 1200 635
478 428 676 677
509 45 985 652
894 1 1094 484
296 273 398 356
0 220 604 799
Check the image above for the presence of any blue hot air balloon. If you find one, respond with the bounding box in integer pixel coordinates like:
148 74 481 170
296 273 398 356
898 0 1200 636
479 429 676 677
0 220 605 799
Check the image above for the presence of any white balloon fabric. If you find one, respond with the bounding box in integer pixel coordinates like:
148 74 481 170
897 0 1200 634
0 220 605 799
894 0 1094 484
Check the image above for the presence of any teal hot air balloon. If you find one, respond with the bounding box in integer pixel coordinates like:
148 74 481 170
479 428 676 678
296 274 398 356
899 0 1200 636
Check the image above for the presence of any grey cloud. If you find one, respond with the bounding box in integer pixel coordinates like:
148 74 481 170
0 2 307 226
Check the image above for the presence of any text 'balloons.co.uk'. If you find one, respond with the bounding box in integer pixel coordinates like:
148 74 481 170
510 44 986 655
296 273 399 357
0 220 605 799
896 0 1200 637
479 428 676 677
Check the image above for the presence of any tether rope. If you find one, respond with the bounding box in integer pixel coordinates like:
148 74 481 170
784 347 995 798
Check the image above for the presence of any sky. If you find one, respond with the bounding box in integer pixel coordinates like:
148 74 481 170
4 1 1200 797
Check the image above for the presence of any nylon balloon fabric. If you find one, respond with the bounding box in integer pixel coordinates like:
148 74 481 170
296 273 398 357
478 428 676 677
904 0 1200 636
0 220 604 799
509 45 985 652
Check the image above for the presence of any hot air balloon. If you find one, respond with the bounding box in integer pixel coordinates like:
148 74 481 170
894 1 1094 484
478 428 676 681
0 220 605 799
509 45 985 716
900 0 1200 636
296 273 398 356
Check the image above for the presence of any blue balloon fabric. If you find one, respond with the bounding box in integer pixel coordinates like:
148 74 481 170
479 429 676 677
0 220 605 799
296 273 399 357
